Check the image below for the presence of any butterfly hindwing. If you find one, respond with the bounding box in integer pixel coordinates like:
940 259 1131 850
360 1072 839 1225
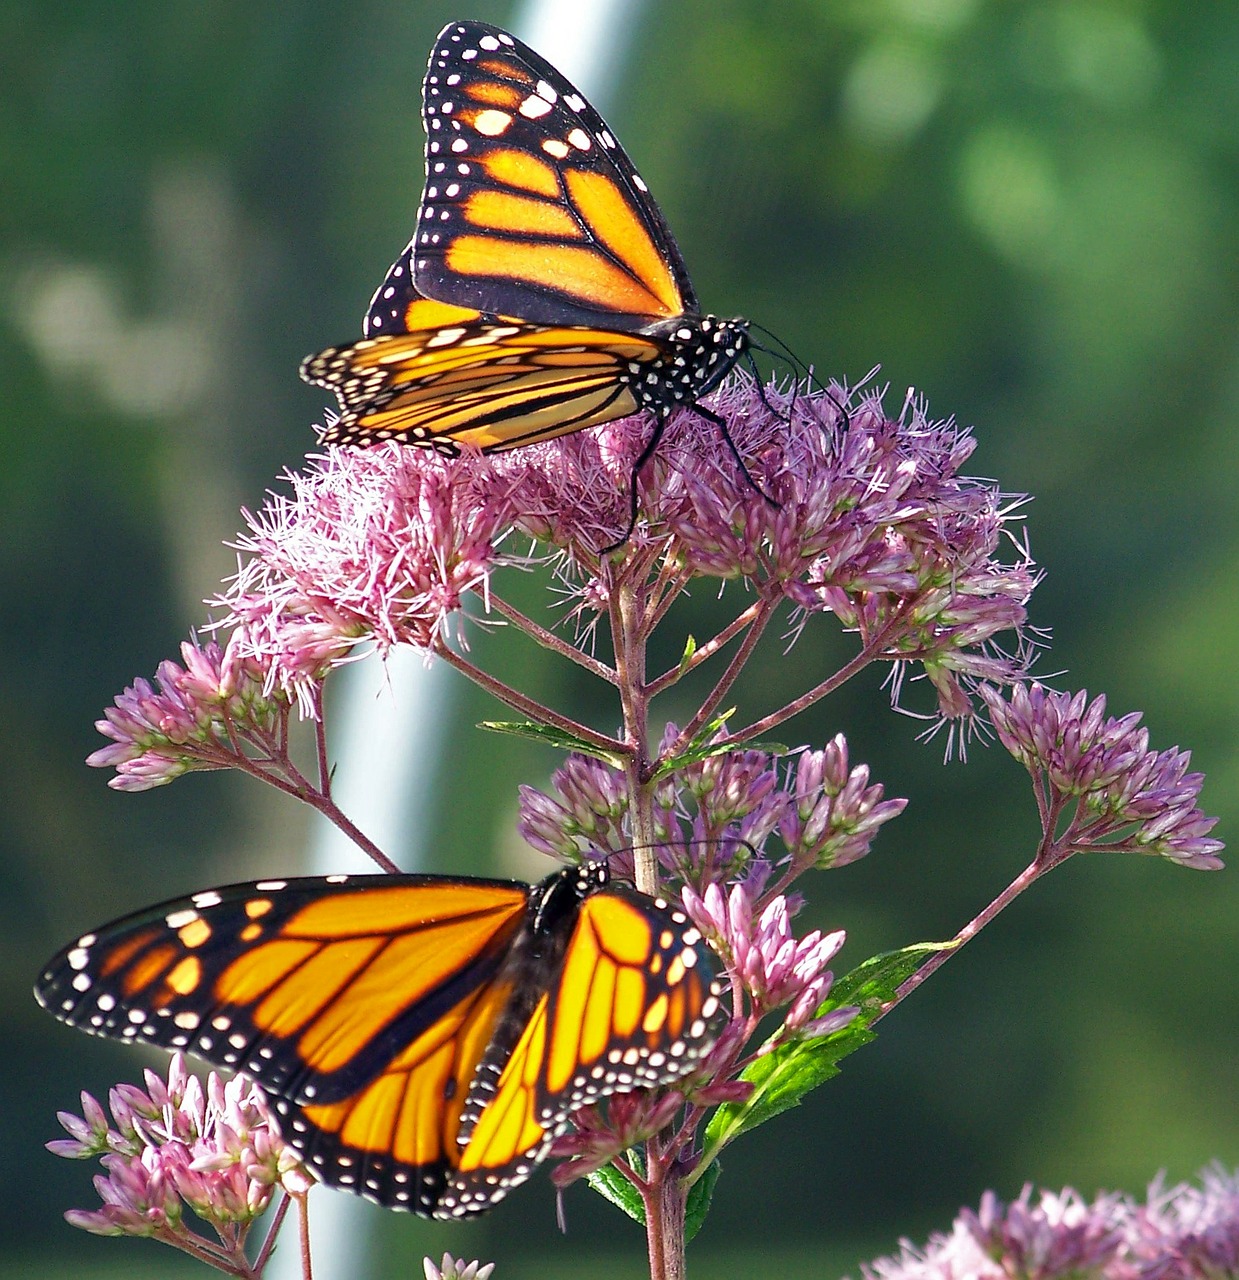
447 878 725 1210
303 317 654 451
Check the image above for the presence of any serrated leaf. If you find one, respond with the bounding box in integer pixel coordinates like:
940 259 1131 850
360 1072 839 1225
478 720 624 767
684 1159 720 1243
701 941 955 1157
585 1161 646 1225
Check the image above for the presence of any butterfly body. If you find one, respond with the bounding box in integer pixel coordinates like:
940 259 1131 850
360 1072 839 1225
301 21 749 471
36 862 724 1218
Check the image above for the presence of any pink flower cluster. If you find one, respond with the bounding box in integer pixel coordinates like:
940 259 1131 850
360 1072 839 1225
982 684 1224 870
859 1167 1239 1280
89 379 1049 792
51 1054 308 1251
220 444 514 708
423 1255 496 1280
518 733 906 882
683 880 853 1036
87 636 286 791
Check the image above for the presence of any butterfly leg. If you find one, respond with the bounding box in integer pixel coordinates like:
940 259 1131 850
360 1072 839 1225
693 402 778 511
598 414 669 555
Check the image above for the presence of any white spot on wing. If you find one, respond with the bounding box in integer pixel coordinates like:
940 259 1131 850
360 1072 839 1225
519 94 553 120
474 109 512 136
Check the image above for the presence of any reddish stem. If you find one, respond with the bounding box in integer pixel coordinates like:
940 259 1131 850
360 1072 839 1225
434 641 627 757
726 605 916 744
487 592 618 685
645 601 765 698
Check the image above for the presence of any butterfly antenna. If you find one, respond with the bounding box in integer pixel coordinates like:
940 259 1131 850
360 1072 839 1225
743 342 788 421
750 322 850 431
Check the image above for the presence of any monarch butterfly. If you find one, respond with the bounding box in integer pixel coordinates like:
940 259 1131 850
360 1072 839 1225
35 861 725 1219
299 20 749 524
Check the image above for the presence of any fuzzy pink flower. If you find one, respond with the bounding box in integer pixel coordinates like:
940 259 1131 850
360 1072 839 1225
217 444 516 705
981 684 1224 870
549 1090 687 1186
88 635 285 790
52 1054 309 1247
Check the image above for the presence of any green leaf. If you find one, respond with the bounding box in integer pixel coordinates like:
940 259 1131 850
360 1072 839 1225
684 1159 720 1243
827 941 954 1013
477 720 625 767
586 1160 646 1226
702 941 955 1157
678 634 698 676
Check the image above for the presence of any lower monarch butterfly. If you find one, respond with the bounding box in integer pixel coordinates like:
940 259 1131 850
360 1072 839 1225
35 861 725 1219
299 21 751 540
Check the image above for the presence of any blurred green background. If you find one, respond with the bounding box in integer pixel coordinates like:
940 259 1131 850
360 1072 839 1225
4 0 1237 1276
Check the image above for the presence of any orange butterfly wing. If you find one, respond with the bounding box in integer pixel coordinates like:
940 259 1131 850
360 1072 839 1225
36 866 726 1220
300 21 748 458
448 882 724 1212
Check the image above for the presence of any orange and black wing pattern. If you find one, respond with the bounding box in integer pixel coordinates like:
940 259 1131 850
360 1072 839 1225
447 877 725 1212
35 864 725 1219
407 22 694 330
300 21 748 457
302 295 654 453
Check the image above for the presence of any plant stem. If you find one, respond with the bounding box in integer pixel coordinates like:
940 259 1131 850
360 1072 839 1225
434 641 626 757
296 1191 314 1280
645 602 764 697
487 593 618 684
252 1191 292 1274
612 575 657 894
883 820 1073 1014
643 1137 687 1280
665 595 779 755
727 606 915 743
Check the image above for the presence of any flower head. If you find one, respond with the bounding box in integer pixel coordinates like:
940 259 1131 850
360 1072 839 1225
549 1089 686 1186
959 1184 1130 1278
1129 1165 1239 1280
780 735 908 869
982 684 1224 870
52 1054 309 1248
88 635 286 790
682 881 848 1025
218 444 516 705
423 1253 496 1280
857 1168 1239 1280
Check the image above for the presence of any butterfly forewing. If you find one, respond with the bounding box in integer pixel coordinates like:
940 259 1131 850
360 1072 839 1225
35 875 530 1103
415 22 696 328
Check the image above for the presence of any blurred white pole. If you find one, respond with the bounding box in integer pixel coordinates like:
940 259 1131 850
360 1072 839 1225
270 3 646 1276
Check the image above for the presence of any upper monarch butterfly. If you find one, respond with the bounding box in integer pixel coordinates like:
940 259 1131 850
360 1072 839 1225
299 20 750 524
35 861 725 1219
